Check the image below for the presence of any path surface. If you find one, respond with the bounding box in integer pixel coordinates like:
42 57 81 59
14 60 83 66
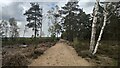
29 41 92 66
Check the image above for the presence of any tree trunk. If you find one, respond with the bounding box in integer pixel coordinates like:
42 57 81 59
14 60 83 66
89 0 99 54
92 10 107 55
23 26 27 37
89 16 97 53
34 9 37 38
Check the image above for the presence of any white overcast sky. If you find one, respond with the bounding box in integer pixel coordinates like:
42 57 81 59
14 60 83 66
0 0 115 37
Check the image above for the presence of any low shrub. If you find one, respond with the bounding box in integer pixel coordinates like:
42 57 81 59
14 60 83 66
2 37 57 46
72 40 119 60
32 49 44 59
2 53 30 66
72 38 90 57
97 42 119 60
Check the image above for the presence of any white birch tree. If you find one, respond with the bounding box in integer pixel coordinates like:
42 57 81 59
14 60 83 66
92 7 108 55
0 20 9 38
9 18 19 38
92 2 117 55
89 0 100 54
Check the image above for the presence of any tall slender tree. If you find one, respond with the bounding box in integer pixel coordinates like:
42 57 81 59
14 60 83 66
89 0 100 54
24 3 43 38
0 22 4 37
23 25 28 37
47 5 61 37
9 18 19 38
92 2 118 55
0 20 9 38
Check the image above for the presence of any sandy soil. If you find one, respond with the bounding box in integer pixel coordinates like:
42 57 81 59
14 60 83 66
29 42 92 66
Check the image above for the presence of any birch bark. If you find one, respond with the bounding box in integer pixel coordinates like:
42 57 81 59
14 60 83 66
92 12 107 55
89 0 99 54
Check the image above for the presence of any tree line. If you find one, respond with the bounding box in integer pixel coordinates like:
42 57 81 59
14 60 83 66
0 18 19 38
47 0 120 55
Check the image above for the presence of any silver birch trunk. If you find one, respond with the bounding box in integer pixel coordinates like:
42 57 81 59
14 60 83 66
92 4 108 55
89 0 99 53
89 16 97 53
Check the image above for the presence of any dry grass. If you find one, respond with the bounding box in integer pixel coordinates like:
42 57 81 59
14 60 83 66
2 42 56 66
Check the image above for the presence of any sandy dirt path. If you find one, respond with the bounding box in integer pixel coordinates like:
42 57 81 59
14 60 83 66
29 42 92 66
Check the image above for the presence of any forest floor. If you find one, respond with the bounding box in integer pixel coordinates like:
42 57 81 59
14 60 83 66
29 40 93 66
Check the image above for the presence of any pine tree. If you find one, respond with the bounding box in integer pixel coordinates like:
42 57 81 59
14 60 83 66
59 0 81 41
24 3 43 38
59 0 92 41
